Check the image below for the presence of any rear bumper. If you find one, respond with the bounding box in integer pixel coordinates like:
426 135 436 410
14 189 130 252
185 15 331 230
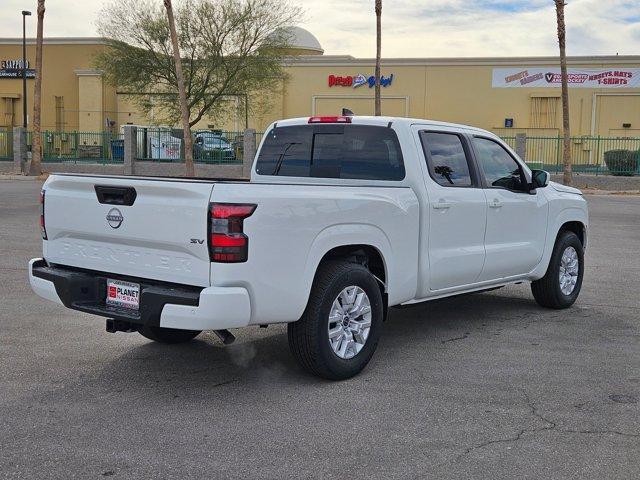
28 258 251 331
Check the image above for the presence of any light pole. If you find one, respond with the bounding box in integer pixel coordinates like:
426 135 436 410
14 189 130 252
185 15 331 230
22 10 32 128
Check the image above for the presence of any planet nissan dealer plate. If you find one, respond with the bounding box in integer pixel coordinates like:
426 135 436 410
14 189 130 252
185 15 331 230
106 279 140 310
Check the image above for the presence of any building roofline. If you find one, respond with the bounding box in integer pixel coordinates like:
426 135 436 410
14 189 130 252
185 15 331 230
0 37 107 45
0 37 638 67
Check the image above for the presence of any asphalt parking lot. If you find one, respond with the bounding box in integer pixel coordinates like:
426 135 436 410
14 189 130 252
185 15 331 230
1 179 639 479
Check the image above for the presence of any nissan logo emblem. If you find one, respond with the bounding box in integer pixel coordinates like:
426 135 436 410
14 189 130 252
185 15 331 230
106 208 124 229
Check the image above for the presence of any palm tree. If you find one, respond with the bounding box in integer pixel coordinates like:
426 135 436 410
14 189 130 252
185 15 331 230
374 0 382 116
30 0 45 176
164 0 194 177
555 0 572 186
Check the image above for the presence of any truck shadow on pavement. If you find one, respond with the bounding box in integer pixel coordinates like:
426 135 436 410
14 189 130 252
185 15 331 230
91 288 565 392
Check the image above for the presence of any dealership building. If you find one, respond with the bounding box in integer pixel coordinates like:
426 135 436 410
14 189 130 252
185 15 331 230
1 27 640 138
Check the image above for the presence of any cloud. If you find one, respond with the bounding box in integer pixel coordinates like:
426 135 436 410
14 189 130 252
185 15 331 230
0 0 638 58
302 0 640 57
0 0 99 37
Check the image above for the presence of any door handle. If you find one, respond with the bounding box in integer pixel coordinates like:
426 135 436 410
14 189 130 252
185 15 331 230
433 200 452 210
489 199 503 209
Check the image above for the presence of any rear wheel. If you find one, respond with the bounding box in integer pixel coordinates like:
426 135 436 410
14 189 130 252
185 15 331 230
138 326 201 344
531 231 584 309
288 261 384 380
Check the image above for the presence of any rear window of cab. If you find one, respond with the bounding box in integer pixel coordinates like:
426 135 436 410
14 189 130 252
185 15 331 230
255 124 405 181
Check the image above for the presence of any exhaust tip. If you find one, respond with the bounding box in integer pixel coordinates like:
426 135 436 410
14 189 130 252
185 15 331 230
213 329 236 345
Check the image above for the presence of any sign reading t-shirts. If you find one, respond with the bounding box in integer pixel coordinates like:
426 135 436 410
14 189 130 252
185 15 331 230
492 67 640 88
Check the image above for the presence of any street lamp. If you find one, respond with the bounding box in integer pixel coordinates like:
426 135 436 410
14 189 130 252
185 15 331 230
22 10 32 128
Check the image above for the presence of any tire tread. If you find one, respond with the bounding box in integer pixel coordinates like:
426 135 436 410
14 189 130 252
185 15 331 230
531 231 583 309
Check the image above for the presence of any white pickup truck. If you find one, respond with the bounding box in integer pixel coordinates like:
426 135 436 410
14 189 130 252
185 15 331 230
29 116 588 380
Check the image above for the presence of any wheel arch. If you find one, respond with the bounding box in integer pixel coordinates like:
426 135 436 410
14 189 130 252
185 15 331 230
530 206 588 280
316 244 388 286
558 220 587 247
298 223 394 320
311 243 389 322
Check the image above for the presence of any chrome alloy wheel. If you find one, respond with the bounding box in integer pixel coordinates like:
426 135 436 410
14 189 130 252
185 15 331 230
559 246 580 295
328 286 372 360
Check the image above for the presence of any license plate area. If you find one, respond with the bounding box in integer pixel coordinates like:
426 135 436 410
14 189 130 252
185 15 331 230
106 279 140 311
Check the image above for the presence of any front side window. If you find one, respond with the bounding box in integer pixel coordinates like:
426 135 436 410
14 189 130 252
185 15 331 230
255 125 405 181
420 132 472 187
473 137 526 191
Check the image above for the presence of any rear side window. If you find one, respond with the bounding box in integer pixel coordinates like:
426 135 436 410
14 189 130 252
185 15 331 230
420 132 473 187
255 125 405 181
254 126 312 177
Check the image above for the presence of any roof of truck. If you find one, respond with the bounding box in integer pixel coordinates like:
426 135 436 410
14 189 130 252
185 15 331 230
271 116 496 137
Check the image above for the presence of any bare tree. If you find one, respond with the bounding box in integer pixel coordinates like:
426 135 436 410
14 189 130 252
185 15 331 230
374 0 382 116
555 0 572 185
164 0 194 176
95 0 299 128
29 0 45 176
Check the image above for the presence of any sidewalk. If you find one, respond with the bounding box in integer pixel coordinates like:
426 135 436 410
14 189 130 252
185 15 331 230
0 174 46 181
550 173 640 191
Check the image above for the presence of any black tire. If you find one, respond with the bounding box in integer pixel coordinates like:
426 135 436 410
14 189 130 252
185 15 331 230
288 261 384 380
138 326 201 344
531 231 584 309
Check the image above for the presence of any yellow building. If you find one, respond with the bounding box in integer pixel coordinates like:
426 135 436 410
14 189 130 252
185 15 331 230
1 28 640 137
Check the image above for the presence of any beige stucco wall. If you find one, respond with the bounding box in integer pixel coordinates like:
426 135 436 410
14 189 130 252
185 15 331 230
1 38 639 138
422 62 640 137
275 59 640 137
0 40 108 130
77 73 103 131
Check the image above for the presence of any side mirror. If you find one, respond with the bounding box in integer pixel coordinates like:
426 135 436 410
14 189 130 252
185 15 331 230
531 169 550 189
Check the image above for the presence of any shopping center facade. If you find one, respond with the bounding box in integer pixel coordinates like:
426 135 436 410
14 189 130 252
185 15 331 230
1 28 640 137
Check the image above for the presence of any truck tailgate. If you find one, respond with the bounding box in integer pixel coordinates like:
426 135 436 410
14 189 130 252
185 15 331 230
42 175 214 287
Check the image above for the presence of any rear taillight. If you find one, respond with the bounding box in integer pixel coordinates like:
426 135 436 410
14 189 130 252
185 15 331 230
208 203 256 263
40 190 47 240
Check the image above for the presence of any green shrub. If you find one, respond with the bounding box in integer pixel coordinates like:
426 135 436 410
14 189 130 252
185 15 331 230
603 149 639 176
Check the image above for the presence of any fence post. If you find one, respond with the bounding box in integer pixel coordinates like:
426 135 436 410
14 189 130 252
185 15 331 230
556 135 561 175
12 127 27 174
596 135 601 176
242 128 256 179
515 133 527 162
123 125 137 175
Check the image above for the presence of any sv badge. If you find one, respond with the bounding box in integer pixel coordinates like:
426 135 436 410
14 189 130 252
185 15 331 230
190 238 205 244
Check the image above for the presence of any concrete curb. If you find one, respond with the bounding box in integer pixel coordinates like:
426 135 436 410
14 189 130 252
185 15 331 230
582 190 640 196
550 174 640 192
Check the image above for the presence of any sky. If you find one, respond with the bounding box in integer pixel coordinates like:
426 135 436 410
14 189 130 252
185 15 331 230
1 0 639 58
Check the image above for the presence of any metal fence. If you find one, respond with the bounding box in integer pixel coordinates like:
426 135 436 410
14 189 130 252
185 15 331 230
26 131 124 164
0 130 12 161
500 135 640 175
135 128 245 164
255 131 264 149
12 128 635 175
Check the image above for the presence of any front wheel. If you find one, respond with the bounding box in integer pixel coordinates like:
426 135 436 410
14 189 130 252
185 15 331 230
288 261 384 380
138 326 201 344
531 231 584 309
